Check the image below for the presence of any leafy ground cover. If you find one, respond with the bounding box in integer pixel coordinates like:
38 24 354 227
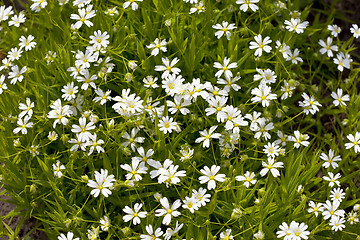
0 0 360 239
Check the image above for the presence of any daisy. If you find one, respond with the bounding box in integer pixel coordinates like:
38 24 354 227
250 84 277 107
329 216 346 231
214 57 238 80
121 128 145 152
61 82 79 101
87 169 116 198
345 132 360 153
289 221 310 240
235 171 257 188
331 88 349 107
318 37 338 58
100 216 110 231
220 229 234 240
290 130 310 148
330 187 345 203
191 188 211 206
260 158 284 178
158 116 178 134
322 200 345 220
123 0 143 10
308 201 324 217
155 57 181 79
19 35 37 51
285 48 303 64
93 88 112 105
70 6 96 29
236 0 259 12
195 126 222 148
189 2 206 14
155 197 181 225
52 160 65 178
140 225 163 240
120 158 148 181
143 75 159 88
284 18 309 34
328 24 341 37
8 65 27 84
350 24 360 38
198 165 226 190
212 21 237 40
320 149 341 169
123 203 147 225
57 232 79 240
249 34 272 57
322 172 341 188
13 115 33 135
8 12 26 27
89 30 110 49
182 196 200 213
71 116 95 142
147 38 167 56
217 76 241 92
18 97 34 118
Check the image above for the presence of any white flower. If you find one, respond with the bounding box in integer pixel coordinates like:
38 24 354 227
158 116 179 134
8 12 26 27
164 221 183 240
333 52 351 72
61 82 79 101
330 187 345 203
155 57 181 79
322 200 345 220
284 18 309 34
100 216 110 231
71 117 95 142
93 88 112 105
87 133 105 155
53 160 65 178
285 48 303 64
121 158 148 181
140 225 163 240
249 34 272 57
191 187 211 206
263 142 281 158
308 201 324 217
253 119 273 140
147 38 167 56
123 0 143 10
350 24 360 38
220 229 233 240
8 65 27 84
19 35 37 51
13 115 33 135
70 5 96 29
189 2 206 14
322 172 341 188
182 196 200 213
328 24 341 37
199 165 226 190
236 0 259 12
331 88 349 107
320 149 341 169
48 131 58 141
87 169 116 198
89 30 110 49
155 197 181 225
123 203 147 225
251 84 277 107
329 216 346 231
276 222 291 239
299 92 322 115
260 158 284 178
195 126 222 148
18 98 34 119
217 76 241 92
345 132 360 153
319 37 338 58
212 21 237 40
213 57 237 80
289 221 310 240
57 232 79 240
143 75 159 88
8 47 23 62
290 130 310 148
47 99 73 128
235 171 257 188
121 128 144 152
